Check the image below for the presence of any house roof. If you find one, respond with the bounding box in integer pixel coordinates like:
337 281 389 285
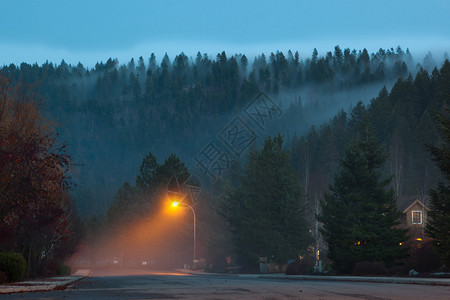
401 199 430 214
397 195 430 212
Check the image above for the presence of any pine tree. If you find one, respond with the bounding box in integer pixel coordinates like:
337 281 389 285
426 109 450 266
136 152 159 191
318 127 408 273
219 134 311 270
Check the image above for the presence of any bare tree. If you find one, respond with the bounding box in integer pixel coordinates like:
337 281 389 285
389 130 404 197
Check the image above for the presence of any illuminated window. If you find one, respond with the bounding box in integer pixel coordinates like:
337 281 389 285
412 211 422 224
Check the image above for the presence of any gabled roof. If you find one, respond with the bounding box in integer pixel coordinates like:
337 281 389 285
402 199 430 214
397 195 429 212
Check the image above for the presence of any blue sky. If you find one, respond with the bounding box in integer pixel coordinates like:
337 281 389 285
1 0 449 66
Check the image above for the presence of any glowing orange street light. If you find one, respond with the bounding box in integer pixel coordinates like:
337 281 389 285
171 200 197 271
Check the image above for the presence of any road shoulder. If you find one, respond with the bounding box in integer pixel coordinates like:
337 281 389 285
0 269 91 294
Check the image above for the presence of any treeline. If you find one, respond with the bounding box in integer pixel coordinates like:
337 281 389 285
0 46 443 216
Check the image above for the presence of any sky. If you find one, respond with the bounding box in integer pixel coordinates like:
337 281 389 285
1 0 450 67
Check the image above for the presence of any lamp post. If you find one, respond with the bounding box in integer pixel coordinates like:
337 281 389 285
172 201 197 270
168 173 201 271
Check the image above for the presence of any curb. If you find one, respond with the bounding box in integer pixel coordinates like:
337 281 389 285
175 269 243 277
258 274 450 286
0 269 91 294
176 269 450 287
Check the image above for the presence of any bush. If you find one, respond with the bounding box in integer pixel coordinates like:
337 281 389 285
386 264 408 276
352 261 386 276
406 240 442 273
56 265 72 276
0 252 26 282
285 256 315 275
0 271 7 284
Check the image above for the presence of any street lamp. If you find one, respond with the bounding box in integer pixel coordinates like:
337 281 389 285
172 200 197 271
167 173 201 271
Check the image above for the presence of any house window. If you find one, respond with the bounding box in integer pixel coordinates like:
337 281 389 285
412 211 422 224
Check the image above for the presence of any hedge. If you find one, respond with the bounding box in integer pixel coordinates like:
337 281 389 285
0 252 26 282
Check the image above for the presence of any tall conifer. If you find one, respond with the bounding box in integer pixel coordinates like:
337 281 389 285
318 127 408 273
426 109 450 267
219 134 311 270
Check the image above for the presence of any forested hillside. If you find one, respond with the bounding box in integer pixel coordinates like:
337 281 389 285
0 46 445 216
291 61 450 219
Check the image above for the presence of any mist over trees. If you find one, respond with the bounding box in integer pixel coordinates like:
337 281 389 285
285 60 449 273
0 46 438 217
291 61 450 220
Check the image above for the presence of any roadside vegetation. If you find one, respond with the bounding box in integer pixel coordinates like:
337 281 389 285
0 77 83 280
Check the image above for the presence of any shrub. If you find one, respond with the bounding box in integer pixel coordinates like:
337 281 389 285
56 265 72 276
0 252 26 282
285 256 315 275
386 264 408 276
406 240 442 273
352 261 386 276
0 271 7 284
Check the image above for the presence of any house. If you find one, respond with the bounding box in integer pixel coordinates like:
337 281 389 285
398 196 430 241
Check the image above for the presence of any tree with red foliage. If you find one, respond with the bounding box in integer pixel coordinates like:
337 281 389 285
0 76 81 277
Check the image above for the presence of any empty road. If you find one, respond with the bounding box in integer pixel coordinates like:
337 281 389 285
1 269 450 299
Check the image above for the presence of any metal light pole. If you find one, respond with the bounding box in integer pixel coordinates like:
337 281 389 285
172 201 197 270
168 173 201 271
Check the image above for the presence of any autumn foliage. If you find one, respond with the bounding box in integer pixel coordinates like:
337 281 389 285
0 76 80 277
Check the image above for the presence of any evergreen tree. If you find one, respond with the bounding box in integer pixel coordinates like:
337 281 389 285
426 109 450 266
156 153 190 187
318 127 408 273
106 182 139 225
108 152 190 226
129 72 141 97
333 45 343 68
240 54 248 74
219 134 311 270
136 152 158 191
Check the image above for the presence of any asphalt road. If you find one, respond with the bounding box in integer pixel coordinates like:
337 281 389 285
1 269 450 300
